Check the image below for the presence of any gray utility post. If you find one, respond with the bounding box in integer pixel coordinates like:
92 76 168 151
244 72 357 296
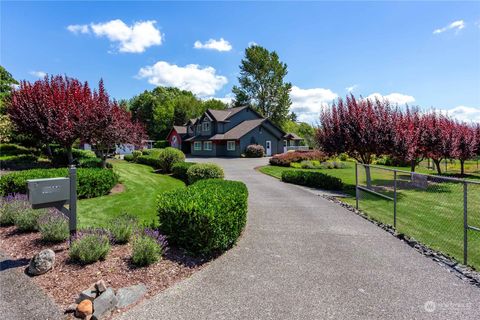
27 165 77 237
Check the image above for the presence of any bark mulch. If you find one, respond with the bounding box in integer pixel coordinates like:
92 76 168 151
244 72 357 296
0 226 206 313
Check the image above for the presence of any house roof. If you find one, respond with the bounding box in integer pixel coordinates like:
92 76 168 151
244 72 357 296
284 132 303 140
173 126 187 135
207 107 247 122
185 118 198 126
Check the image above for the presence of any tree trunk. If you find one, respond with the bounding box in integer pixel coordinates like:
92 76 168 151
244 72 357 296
66 146 73 165
410 159 416 172
460 160 465 176
101 150 107 168
45 145 53 158
365 165 372 189
433 159 442 175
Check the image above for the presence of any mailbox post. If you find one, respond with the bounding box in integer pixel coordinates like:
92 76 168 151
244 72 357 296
27 165 77 236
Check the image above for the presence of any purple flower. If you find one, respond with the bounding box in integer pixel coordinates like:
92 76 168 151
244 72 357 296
142 228 168 252
70 228 113 245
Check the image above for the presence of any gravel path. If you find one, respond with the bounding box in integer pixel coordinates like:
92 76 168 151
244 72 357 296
0 251 63 320
120 158 480 320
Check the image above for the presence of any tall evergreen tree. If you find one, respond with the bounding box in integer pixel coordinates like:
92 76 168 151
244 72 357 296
232 45 292 126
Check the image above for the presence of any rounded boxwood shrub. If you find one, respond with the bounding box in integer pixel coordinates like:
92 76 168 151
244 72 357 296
124 154 134 162
281 170 343 190
157 179 248 255
131 228 168 267
154 140 169 149
109 213 139 244
158 147 185 173
0 168 118 199
38 209 69 242
171 162 196 183
0 194 29 226
186 163 224 184
14 207 46 232
245 144 265 158
132 150 142 161
69 229 111 264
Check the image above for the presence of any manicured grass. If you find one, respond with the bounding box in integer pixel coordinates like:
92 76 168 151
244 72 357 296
258 163 480 269
78 160 184 228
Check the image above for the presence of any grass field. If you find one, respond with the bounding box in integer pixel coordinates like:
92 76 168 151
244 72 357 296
258 162 480 269
78 160 184 228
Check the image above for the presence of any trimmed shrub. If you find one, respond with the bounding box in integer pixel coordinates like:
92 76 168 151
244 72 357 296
281 170 343 190
154 140 169 149
245 144 265 158
157 179 248 255
51 148 96 166
321 161 345 169
186 163 224 184
131 228 168 267
78 157 103 168
137 155 162 169
141 148 161 157
14 207 46 232
171 162 196 183
109 213 139 244
270 150 327 167
0 168 118 198
124 154 134 162
0 143 32 156
132 150 142 161
158 147 185 173
38 209 69 242
0 154 40 170
69 229 111 264
0 194 29 226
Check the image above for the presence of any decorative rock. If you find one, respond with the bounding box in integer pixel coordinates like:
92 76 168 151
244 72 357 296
65 303 77 314
28 249 55 276
75 299 93 318
95 280 107 293
115 284 147 308
76 285 98 303
92 288 117 320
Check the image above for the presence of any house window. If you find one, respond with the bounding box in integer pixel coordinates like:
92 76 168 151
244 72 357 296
204 141 212 151
227 141 235 151
202 122 210 131
194 141 202 151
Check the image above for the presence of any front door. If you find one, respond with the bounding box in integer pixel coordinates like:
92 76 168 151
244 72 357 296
266 140 272 156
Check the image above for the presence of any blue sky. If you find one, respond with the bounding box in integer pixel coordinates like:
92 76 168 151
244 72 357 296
2 1 480 123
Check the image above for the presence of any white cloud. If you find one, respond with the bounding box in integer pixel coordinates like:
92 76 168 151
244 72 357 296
440 106 480 123
290 86 338 123
30 71 47 78
207 93 234 105
193 38 232 52
67 24 90 34
137 61 228 96
248 41 258 47
346 84 358 92
67 19 162 53
366 92 415 105
433 20 465 34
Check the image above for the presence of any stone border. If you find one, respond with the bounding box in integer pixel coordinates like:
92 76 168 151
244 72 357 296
321 195 480 288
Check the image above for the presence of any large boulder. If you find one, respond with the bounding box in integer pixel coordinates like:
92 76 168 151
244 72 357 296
92 288 117 319
28 249 55 276
116 284 147 308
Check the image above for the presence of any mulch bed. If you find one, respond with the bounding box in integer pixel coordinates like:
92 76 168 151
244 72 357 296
0 225 206 312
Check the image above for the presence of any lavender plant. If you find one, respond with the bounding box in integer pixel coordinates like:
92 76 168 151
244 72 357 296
0 194 28 226
38 209 69 242
131 228 168 267
69 228 111 264
108 213 139 244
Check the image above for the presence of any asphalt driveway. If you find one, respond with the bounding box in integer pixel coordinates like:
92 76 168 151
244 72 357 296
120 157 480 320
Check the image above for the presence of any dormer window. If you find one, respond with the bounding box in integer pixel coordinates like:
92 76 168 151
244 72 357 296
202 122 210 131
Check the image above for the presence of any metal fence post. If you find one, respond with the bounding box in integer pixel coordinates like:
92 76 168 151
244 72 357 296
393 170 397 229
355 163 359 209
69 166 77 236
463 181 468 265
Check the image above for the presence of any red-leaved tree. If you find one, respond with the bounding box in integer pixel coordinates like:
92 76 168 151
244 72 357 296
452 123 477 176
391 107 423 172
419 112 446 174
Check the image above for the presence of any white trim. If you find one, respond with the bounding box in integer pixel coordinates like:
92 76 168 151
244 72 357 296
194 141 202 151
202 121 210 131
203 141 212 151
227 141 235 151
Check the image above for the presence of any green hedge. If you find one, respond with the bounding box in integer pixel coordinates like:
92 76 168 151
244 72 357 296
171 162 196 183
186 163 224 184
137 155 162 169
0 168 118 199
281 170 343 190
124 154 134 162
154 140 169 149
158 147 185 173
51 148 96 166
157 179 248 255
0 155 39 170
0 144 32 156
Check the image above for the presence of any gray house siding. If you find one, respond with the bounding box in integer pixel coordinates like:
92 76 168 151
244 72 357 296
223 108 259 132
216 141 242 157
190 140 217 156
239 125 282 156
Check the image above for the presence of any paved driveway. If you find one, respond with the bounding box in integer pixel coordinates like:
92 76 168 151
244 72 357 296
121 157 480 320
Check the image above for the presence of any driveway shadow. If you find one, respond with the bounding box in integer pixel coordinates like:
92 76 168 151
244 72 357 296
0 258 30 272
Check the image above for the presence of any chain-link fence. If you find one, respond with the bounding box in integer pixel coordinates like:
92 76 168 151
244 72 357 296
355 164 480 269
417 158 480 174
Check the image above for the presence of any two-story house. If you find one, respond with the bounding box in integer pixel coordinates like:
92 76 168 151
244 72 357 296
167 106 302 157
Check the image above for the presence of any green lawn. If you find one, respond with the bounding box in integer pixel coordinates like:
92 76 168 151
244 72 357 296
78 160 184 228
258 163 480 269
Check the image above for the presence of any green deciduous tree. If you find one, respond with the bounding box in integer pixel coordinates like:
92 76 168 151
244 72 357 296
0 66 18 114
232 45 292 126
